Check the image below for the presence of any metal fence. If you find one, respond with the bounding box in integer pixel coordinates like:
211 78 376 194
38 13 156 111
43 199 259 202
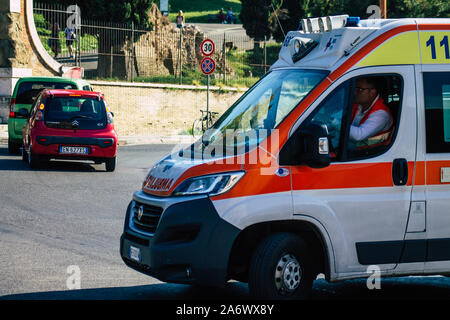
33 2 280 87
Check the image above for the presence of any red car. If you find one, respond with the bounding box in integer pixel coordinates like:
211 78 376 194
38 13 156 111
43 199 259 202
22 89 118 171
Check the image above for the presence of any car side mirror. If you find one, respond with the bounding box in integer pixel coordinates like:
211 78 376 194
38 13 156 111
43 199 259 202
17 108 29 119
279 121 331 168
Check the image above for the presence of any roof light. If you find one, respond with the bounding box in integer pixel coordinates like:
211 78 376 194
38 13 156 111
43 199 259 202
289 37 319 62
346 16 360 27
318 17 327 32
326 15 349 31
301 19 308 32
307 18 320 33
300 15 349 33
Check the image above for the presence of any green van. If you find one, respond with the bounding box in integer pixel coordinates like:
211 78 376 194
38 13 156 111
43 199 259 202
7 76 93 154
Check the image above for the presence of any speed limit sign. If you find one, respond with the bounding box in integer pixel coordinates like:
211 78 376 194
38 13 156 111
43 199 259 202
201 39 215 56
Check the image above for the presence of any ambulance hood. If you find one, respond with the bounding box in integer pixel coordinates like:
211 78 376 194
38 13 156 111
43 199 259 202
141 148 243 197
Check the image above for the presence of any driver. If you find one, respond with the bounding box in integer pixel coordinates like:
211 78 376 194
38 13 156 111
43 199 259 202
349 77 393 146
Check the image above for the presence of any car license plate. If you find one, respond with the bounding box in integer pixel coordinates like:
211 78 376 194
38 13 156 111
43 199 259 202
129 246 141 262
59 146 88 154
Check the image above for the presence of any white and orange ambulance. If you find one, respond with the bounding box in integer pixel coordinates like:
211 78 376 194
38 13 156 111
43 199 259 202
120 15 450 299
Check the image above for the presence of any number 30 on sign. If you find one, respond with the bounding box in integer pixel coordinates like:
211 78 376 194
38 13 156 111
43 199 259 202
201 39 215 56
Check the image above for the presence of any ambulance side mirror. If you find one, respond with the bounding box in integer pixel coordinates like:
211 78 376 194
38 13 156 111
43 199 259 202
279 122 330 168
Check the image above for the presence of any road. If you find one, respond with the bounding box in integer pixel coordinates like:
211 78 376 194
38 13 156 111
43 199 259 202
1 143 450 301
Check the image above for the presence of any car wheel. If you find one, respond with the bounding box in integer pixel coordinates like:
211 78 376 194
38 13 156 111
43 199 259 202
248 233 314 300
8 140 20 154
28 147 41 169
105 157 116 172
22 146 28 162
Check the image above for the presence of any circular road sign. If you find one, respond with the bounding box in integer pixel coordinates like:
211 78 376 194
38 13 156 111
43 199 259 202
201 39 215 56
200 57 216 75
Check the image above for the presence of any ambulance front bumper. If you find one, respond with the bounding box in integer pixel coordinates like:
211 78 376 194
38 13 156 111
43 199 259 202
120 190 240 286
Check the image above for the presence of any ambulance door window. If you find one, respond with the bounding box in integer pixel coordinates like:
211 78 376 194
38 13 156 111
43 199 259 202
423 72 450 153
306 82 350 160
345 75 403 160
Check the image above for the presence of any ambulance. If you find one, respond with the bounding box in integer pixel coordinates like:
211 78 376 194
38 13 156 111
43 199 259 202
120 15 450 299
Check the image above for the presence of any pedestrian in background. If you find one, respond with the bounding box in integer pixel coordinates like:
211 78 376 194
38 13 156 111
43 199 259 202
64 25 76 58
226 8 235 24
217 8 226 24
176 10 184 28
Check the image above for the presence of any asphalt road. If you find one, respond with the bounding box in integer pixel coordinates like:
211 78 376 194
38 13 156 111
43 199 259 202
1 143 450 301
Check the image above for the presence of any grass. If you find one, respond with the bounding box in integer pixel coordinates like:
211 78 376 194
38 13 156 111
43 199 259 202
167 0 241 23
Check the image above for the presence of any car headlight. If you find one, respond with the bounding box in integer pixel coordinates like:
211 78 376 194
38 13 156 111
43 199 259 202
172 171 245 197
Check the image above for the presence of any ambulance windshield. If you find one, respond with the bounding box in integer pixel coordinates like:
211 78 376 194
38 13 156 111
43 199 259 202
193 69 327 157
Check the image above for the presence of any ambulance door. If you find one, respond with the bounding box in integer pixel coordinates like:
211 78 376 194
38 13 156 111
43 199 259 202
289 66 416 274
420 64 450 274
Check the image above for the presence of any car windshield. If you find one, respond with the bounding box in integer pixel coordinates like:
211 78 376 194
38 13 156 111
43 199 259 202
16 82 77 104
44 96 107 130
185 69 328 159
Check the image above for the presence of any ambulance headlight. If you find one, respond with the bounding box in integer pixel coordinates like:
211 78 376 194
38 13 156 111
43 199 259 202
172 171 245 196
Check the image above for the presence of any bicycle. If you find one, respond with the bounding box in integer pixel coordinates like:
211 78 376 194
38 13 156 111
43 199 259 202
192 109 219 138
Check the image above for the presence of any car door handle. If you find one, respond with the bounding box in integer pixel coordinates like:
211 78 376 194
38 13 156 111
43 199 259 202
392 158 408 186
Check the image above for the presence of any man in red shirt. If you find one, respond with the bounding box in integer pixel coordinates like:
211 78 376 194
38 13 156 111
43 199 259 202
350 77 393 147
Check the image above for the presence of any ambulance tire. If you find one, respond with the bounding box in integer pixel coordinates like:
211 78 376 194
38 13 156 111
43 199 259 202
248 232 314 300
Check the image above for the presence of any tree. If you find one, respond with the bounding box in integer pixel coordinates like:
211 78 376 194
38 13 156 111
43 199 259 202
269 0 306 42
39 0 155 28
307 0 373 18
388 0 450 18
239 0 272 42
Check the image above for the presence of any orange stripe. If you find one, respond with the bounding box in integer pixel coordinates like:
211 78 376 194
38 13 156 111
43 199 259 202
418 24 450 31
211 165 291 201
292 162 415 190
426 160 450 185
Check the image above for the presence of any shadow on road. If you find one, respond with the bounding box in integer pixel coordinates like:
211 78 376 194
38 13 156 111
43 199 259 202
0 146 106 172
2 277 450 300
1 282 250 300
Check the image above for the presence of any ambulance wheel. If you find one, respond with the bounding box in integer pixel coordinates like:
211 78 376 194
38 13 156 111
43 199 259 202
248 233 314 300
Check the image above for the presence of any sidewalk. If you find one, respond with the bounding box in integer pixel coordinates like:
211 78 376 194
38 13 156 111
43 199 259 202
0 124 195 146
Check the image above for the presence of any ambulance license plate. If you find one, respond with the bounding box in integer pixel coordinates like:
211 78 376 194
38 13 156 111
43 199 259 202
59 146 88 154
129 246 141 262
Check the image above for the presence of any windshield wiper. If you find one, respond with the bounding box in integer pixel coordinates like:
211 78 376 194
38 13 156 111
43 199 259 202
70 115 93 121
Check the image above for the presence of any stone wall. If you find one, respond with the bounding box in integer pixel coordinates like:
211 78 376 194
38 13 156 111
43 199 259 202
0 0 59 123
90 80 246 137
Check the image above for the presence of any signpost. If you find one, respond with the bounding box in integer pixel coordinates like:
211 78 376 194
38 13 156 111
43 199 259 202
200 39 215 129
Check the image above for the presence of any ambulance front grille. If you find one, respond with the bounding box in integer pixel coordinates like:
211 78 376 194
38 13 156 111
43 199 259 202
131 202 163 234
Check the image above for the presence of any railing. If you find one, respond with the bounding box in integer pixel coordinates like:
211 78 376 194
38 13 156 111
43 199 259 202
33 2 280 87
